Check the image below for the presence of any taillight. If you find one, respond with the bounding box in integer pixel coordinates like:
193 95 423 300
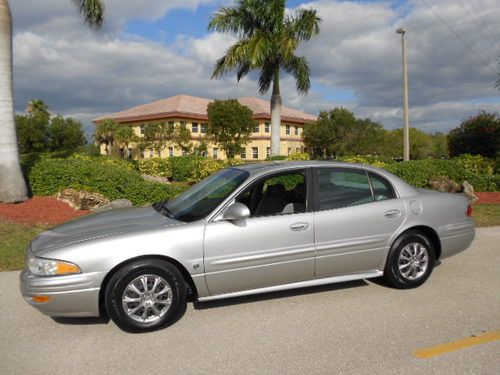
466 204 473 217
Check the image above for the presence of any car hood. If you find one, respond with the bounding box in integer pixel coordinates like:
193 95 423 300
30 207 182 254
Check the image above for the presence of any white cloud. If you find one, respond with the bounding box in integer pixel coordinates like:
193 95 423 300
10 0 500 136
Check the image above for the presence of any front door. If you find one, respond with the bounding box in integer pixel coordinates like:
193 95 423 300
313 168 406 278
204 169 315 296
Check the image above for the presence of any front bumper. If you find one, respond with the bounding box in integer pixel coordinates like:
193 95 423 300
20 270 107 317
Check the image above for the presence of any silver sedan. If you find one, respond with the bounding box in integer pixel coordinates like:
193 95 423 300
20 161 475 332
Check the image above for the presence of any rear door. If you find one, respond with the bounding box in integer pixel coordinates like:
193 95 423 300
313 167 405 278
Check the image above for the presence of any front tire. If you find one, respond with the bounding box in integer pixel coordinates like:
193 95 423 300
105 259 187 332
383 231 436 289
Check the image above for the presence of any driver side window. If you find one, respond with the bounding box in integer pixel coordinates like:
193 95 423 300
236 170 307 217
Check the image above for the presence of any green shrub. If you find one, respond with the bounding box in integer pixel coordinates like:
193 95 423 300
385 157 499 192
339 156 391 168
137 158 172 178
266 155 288 161
29 156 187 205
288 152 310 160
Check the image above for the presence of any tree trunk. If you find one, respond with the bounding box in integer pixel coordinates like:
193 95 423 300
0 0 28 202
270 68 282 156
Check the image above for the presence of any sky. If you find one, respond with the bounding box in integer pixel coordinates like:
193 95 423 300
10 0 500 137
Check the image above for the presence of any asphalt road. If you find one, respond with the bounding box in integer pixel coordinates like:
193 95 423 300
1 227 499 375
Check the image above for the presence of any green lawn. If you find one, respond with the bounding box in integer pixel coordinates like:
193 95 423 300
0 220 49 271
473 204 500 227
1 204 499 272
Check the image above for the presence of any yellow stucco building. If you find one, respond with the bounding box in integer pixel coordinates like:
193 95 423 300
93 95 317 160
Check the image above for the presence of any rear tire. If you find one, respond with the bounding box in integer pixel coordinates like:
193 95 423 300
383 231 435 289
105 259 186 332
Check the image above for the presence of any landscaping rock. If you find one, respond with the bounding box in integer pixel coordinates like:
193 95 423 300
427 176 461 193
92 199 133 212
462 181 478 204
142 174 171 184
57 189 109 211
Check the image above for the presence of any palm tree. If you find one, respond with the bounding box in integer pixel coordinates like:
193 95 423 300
94 118 118 155
0 0 104 202
27 99 50 119
208 0 321 156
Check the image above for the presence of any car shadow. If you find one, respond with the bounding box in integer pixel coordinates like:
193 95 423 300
52 316 110 325
194 279 369 310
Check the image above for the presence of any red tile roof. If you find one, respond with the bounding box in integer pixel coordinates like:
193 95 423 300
93 95 317 124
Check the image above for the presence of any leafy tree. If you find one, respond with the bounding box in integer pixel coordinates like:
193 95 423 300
140 122 175 157
174 125 192 155
303 107 387 158
209 0 321 156
207 99 255 158
429 132 448 158
448 111 500 158
16 113 49 153
114 125 137 157
95 118 118 155
385 128 434 160
0 0 104 202
48 115 86 152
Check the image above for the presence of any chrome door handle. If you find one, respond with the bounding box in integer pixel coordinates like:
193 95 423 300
384 209 402 218
290 222 310 232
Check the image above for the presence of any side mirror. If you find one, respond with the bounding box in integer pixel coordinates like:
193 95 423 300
222 202 250 221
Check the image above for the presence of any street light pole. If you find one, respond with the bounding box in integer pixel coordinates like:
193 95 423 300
396 28 410 161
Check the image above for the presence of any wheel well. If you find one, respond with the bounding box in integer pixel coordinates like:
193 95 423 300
98 255 198 317
400 226 442 259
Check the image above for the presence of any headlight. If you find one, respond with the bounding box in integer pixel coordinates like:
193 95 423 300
27 254 81 276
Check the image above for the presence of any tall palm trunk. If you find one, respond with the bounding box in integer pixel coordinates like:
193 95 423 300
0 0 27 202
270 69 282 156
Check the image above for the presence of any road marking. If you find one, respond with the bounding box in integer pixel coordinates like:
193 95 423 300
413 331 500 359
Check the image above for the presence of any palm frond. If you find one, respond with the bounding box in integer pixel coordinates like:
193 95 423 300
286 8 321 42
258 62 277 94
282 56 311 94
208 2 257 37
72 0 105 29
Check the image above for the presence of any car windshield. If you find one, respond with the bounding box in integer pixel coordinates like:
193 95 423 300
161 168 249 222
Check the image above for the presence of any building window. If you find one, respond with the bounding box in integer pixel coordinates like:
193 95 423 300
252 147 259 159
253 123 260 133
286 125 290 135
168 147 174 157
295 126 299 135
266 147 270 158
192 122 198 133
201 123 207 133
140 125 145 135
288 147 292 155
168 121 174 127
213 148 218 159
140 149 145 159
240 148 246 159
265 122 270 133
180 121 187 129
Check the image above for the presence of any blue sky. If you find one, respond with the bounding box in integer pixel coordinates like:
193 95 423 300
10 0 500 135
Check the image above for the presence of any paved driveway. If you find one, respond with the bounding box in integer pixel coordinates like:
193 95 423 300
1 227 499 375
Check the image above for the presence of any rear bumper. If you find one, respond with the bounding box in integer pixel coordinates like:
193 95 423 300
438 221 475 259
20 270 107 317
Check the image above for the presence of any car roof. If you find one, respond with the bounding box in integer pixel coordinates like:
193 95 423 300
231 160 417 197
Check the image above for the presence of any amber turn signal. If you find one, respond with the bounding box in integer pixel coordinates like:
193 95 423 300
32 295 51 303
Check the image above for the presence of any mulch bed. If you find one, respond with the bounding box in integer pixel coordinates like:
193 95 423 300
475 192 500 204
0 197 90 226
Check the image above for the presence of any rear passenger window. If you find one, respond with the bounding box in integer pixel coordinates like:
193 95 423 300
369 173 396 201
317 169 373 210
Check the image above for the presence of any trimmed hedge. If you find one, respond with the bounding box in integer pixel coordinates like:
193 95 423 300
338 154 498 192
29 155 188 205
